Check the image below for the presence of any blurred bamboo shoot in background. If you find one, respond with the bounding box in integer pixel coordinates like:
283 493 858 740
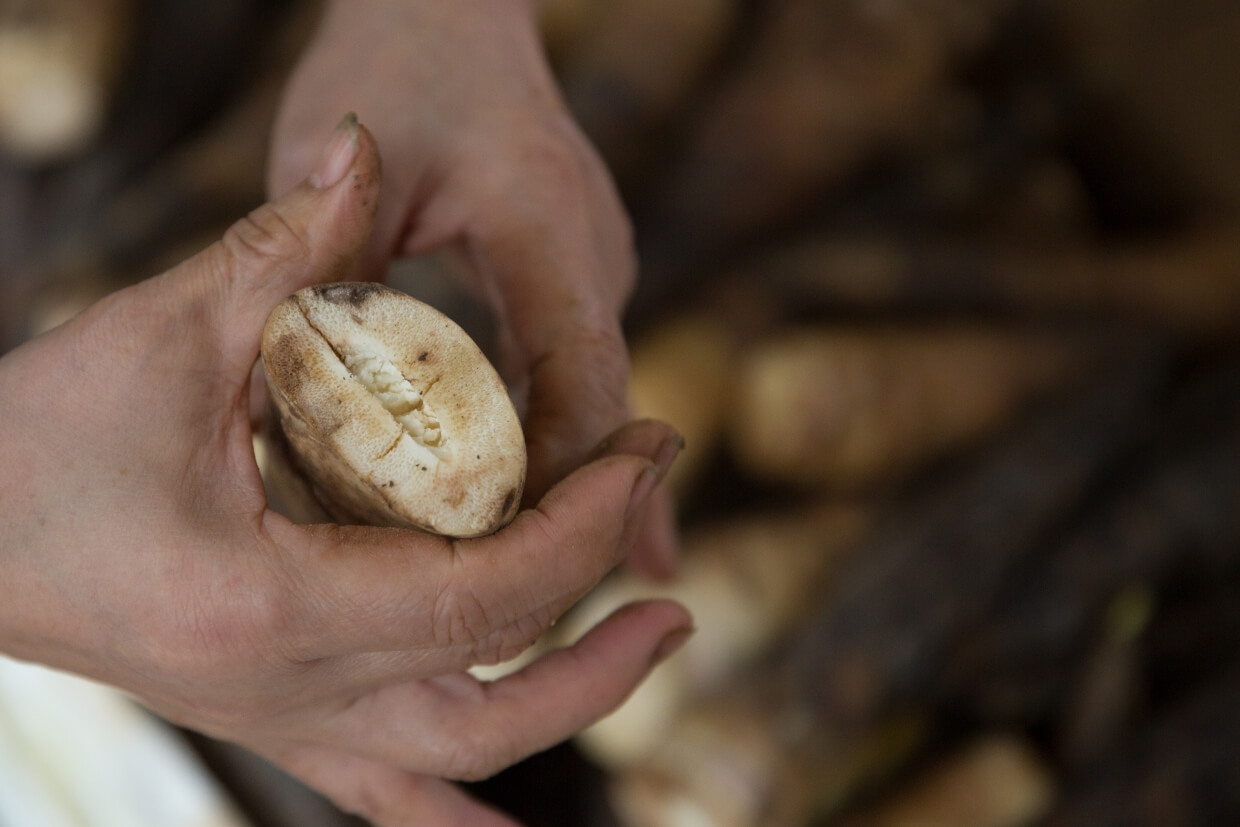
834 736 1056 827
634 0 1018 302
713 227 1240 336
558 0 740 192
0 0 135 163
558 504 869 770
727 325 1095 489
609 350 1169 827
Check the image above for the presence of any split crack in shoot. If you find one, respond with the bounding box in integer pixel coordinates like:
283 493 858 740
298 304 449 461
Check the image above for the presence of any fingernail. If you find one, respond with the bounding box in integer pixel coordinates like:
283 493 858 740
626 433 683 520
309 113 360 189
652 432 685 481
651 626 695 666
627 466 660 524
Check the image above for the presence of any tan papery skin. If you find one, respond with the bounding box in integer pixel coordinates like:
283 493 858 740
262 282 526 538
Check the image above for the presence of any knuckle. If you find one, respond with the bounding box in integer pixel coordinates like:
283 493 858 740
429 576 493 650
566 325 632 420
591 322 632 377
523 130 594 192
478 131 599 223
468 127 636 308
441 727 517 782
469 613 549 668
511 508 562 561
220 203 310 273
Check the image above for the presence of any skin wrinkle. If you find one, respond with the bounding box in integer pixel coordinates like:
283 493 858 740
266 543 345 666
467 607 554 669
220 396 272 528
220 203 314 280
286 579 555 692
427 553 481 651
297 529 447 657
312 651 433 700
456 581 496 650
177 394 253 529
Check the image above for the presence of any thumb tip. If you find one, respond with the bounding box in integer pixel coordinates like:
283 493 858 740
207 117 383 300
308 113 358 188
282 113 381 204
307 113 384 195
278 115 383 267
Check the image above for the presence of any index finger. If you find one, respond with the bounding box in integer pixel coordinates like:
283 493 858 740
269 420 681 663
463 143 637 503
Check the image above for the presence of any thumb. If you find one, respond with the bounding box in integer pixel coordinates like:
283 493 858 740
169 113 382 368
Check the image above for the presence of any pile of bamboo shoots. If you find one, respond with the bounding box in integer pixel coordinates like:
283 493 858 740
4 0 1240 825
542 0 1240 824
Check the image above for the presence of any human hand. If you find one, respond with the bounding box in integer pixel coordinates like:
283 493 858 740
267 0 681 578
0 120 691 825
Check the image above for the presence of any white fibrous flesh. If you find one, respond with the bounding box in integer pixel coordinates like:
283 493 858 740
340 348 446 452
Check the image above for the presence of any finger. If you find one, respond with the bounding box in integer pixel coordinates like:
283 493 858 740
309 599 693 782
467 597 693 749
269 420 682 663
270 110 410 285
518 320 633 504
165 113 382 372
270 742 518 827
627 485 681 581
598 426 683 581
461 157 637 503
